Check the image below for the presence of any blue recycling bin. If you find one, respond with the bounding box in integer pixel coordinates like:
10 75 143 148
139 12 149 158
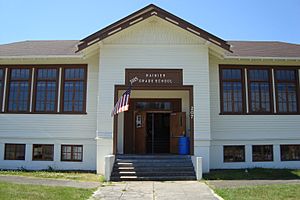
178 136 190 155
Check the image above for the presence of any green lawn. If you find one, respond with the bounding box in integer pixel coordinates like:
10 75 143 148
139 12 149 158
215 184 300 200
0 181 95 200
203 168 300 180
0 170 105 182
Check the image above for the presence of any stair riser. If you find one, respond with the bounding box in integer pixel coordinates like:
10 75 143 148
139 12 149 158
111 172 196 176
110 176 196 181
113 167 195 172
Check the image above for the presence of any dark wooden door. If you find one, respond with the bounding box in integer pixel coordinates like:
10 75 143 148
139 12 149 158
170 112 186 154
134 111 147 154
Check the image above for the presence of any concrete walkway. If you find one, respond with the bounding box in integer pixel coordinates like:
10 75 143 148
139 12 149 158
91 181 220 200
207 179 300 189
0 175 100 188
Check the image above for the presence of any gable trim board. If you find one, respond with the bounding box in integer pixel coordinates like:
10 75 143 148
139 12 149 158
0 4 300 176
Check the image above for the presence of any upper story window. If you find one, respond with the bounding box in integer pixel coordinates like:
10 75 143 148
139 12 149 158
220 68 244 114
248 69 272 113
34 68 58 112
220 66 300 115
61 67 87 113
7 68 32 112
0 68 4 107
275 69 299 113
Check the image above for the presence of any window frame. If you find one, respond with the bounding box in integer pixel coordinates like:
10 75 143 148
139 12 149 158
219 66 246 115
33 67 59 113
0 67 4 110
252 145 273 162
4 143 26 160
61 144 83 162
60 65 87 114
5 67 32 113
32 144 54 161
274 68 300 114
247 67 274 114
280 144 300 161
223 145 245 162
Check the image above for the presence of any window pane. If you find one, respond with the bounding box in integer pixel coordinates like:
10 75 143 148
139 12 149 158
248 69 271 113
222 81 243 113
280 145 300 161
275 69 298 113
35 68 58 112
252 145 273 162
62 67 86 113
7 69 31 112
0 68 3 105
5 144 25 160
33 144 54 161
61 145 83 161
224 146 245 162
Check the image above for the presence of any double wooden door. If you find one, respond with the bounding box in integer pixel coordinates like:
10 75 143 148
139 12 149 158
133 111 186 154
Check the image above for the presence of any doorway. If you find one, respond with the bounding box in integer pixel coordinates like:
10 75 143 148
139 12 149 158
146 113 170 154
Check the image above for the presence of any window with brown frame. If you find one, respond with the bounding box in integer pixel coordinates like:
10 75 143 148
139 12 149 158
275 69 299 113
220 68 245 114
4 143 26 160
252 145 273 162
248 69 273 113
61 67 87 113
32 144 54 161
0 68 4 108
224 145 245 162
34 68 58 112
61 145 83 161
6 68 32 112
280 145 300 161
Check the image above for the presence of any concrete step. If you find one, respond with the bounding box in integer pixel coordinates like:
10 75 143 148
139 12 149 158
116 155 191 159
110 175 196 181
115 162 193 167
111 171 195 177
115 159 191 163
113 166 195 172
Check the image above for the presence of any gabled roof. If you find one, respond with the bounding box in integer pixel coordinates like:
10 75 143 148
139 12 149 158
77 4 231 52
226 41 300 58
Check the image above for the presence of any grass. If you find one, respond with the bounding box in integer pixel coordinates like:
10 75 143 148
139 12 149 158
0 181 95 200
215 184 300 200
203 168 300 180
0 170 105 182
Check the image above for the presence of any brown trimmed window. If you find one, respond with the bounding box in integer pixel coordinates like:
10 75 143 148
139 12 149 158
252 145 273 162
275 69 299 113
32 144 54 161
61 145 83 161
280 145 300 161
224 145 245 162
7 68 32 112
34 68 58 112
4 144 26 160
61 67 87 113
248 69 272 113
220 68 244 114
0 68 4 107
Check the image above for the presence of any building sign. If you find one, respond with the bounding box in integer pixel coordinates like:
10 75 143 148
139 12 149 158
125 69 183 87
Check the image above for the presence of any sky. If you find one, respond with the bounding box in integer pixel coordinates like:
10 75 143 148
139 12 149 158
0 0 300 44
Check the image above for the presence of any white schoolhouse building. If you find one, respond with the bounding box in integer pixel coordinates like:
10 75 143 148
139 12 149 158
0 4 300 179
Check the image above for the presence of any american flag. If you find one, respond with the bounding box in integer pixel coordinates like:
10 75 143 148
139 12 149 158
111 87 131 117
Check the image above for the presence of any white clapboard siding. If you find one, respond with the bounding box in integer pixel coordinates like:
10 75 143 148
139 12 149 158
0 54 99 140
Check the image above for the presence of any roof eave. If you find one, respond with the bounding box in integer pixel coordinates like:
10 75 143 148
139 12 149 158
224 55 300 61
